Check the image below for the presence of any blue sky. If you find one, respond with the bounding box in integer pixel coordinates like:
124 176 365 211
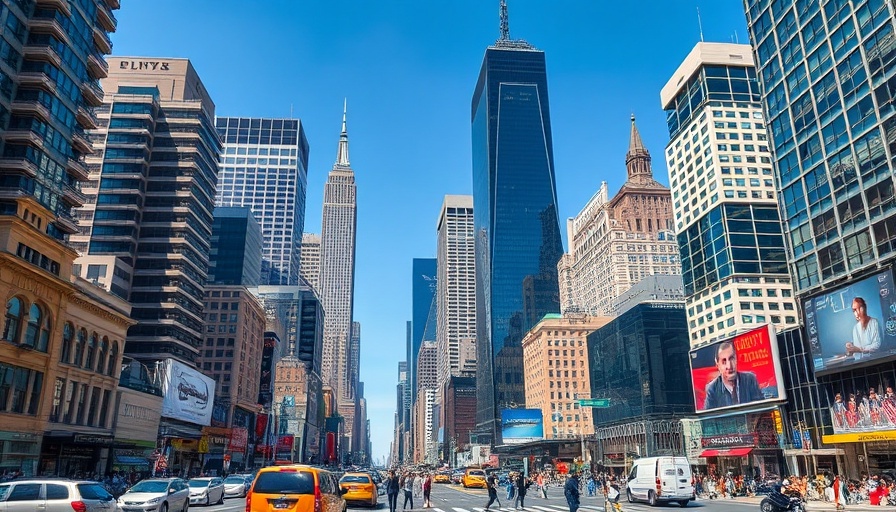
111 1 752 464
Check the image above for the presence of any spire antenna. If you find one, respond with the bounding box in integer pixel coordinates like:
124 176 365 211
335 99 350 167
499 0 509 41
697 7 705 43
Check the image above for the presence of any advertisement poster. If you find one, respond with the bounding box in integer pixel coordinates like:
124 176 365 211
690 324 785 413
828 384 896 434
803 269 896 374
501 408 544 443
161 359 216 426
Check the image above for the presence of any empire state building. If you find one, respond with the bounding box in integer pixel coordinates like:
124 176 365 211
318 103 358 409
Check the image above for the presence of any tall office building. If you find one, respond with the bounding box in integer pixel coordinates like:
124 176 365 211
71 57 220 365
744 0 896 476
409 257 437 403
215 117 309 286
436 195 476 387
471 2 564 443
0 0 128 474
560 117 680 317
660 43 799 347
300 232 321 291
318 103 358 451
209 206 263 286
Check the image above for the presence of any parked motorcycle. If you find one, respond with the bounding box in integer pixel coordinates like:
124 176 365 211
759 490 806 512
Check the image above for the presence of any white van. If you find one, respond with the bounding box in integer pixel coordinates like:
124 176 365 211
625 456 694 507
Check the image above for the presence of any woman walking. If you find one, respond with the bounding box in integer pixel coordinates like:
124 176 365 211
422 472 433 508
402 471 415 510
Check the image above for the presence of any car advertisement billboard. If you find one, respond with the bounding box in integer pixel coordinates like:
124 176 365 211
690 324 786 413
803 268 896 374
501 408 544 443
161 359 216 426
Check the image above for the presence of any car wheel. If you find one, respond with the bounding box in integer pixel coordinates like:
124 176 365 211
648 491 657 506
218 490 224 504
678 500 689 507
160 503 168 512
627 489 634 503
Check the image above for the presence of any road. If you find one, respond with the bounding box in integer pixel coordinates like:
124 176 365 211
196 483 764 512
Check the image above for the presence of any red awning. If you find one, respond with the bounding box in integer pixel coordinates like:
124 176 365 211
699 447 753 458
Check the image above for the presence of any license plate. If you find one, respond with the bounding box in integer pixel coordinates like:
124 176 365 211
274 500 290 509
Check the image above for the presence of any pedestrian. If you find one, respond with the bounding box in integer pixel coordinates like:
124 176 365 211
565 471 581 512
386 470 400 512
537 472 548 499
832 474 846 510
485 471 501 511
606 477 622 512
422 472 433 508
587 475 596 497
402 471 415 510
514 472 529 509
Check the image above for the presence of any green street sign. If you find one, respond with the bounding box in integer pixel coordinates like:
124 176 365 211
577 398 610 407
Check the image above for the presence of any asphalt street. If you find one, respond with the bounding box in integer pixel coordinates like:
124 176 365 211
197 483 774 512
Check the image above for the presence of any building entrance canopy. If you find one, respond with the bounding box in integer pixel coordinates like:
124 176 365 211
699 447 753 457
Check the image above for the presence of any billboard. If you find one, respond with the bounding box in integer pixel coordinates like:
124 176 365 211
114 388 163 444
501 408 544 443
828 382 896 435
161 359 216 426
803 268 896 374
690 324 785 413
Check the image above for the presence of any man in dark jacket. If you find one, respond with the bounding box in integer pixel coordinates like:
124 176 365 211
703 341 764 409
513 472 530 509
386 470 400 512
485 472 501 510
565 472 581 512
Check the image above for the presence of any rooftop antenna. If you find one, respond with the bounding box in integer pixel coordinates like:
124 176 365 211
290 103 293 119
696 7 705 42
734 31 739 44
499 0 509 41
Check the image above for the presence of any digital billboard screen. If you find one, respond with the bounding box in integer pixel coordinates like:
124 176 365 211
803 268 896 374
501 408 544 444
690 324 786 413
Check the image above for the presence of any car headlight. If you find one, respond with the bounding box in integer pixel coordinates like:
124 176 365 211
147 497 161 504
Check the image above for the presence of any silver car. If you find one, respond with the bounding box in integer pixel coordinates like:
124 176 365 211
0 479 117 512
222 475 250 498
187 477 224 506
117 478 189 512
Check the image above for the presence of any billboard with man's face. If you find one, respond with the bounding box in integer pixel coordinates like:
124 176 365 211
803 268 896 375
690 324 786 413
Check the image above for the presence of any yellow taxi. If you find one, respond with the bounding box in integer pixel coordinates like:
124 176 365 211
339 472 378 507
247 464 346 512
462 468 488 489
434 471 451 483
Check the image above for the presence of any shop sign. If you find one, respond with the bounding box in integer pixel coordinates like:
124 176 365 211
74 434 114 446
822 430 896 444
0 431 38 442
701 433 756 448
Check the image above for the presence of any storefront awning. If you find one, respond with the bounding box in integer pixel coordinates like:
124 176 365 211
699 447 753 457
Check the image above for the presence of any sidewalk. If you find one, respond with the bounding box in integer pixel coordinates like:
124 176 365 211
695 494 889 512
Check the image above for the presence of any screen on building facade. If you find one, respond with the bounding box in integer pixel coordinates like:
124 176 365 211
690 324 786 413
803 268 896 375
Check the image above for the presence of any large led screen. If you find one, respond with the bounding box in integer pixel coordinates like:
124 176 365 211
803 269 896 374
501 408 544 443
690 324 786 413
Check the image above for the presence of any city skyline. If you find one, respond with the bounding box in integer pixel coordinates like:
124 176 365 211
111 1 757 462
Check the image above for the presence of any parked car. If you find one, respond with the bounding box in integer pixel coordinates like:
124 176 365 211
0 479 117 512
117 477 190 512
247 464 346 512
223 475 251 498
188 477 224 506
433 471 451 484
626 456 695 507
339 472 377 507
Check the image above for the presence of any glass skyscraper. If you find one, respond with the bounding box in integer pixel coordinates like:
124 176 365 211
209 206 263 286
215 117 309 286
471 14 564 442
409 257 436 405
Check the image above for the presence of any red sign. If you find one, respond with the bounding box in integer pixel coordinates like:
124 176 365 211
229 428 248 452
255 414 269 440
690 324 786 413
276 435 294 452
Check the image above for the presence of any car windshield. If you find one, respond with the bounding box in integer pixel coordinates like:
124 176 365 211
470 471 485 476
129 481 170 493
225 477 246 484
341 476 370 483
189 480 210 488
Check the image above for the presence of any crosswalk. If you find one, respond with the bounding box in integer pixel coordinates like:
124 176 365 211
422 504 608 512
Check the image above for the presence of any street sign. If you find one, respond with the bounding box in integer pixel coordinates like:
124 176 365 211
577 398 610 407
